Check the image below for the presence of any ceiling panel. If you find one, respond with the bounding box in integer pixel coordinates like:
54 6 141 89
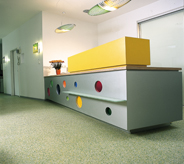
0 0 158 42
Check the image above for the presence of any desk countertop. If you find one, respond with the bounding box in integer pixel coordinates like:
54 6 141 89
44 66 182 78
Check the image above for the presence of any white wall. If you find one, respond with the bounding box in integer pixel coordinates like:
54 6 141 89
2 11 98 99
42 11 98 76
2 12 44 99
2 0 183 99
98 0 184 45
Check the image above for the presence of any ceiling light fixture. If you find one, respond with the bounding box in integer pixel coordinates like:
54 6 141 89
55 24 76 33
83 0 131 16
55 12 76 33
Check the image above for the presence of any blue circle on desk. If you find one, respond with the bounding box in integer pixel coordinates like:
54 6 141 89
74 82 77 87
56 84 60 95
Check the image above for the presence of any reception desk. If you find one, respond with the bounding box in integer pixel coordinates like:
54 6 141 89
44 66 182 133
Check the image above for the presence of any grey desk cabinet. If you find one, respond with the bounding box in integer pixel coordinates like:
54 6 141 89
44 68 182 133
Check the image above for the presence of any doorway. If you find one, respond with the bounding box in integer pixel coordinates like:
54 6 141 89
10 49 20 96
0 43 3 93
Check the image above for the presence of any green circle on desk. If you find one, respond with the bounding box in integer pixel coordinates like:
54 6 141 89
50 80 53 88
106 107 112 116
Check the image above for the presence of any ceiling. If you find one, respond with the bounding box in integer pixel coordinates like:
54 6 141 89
0 0 158 43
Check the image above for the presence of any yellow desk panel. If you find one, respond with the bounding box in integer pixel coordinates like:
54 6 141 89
68 37 150 73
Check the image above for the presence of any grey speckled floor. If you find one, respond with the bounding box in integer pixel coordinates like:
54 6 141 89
0 93 184 164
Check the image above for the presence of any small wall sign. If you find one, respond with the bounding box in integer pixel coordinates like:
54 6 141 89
33 43 38 53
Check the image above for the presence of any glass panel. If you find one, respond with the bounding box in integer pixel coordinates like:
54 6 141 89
139 9 184 104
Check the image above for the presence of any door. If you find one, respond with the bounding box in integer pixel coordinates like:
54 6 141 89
10 50 20 96
14 51 20 96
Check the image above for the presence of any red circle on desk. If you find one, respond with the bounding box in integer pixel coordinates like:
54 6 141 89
47 88 50 96
95 81 102 92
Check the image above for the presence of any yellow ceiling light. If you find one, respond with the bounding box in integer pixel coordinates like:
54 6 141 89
83 0 131 16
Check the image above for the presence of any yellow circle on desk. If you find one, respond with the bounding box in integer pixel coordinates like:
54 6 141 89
76 96 82 108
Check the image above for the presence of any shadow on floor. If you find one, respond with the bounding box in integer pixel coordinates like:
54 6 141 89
0 150 15 164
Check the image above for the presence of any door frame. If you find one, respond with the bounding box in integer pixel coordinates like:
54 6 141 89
10 48 20 96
